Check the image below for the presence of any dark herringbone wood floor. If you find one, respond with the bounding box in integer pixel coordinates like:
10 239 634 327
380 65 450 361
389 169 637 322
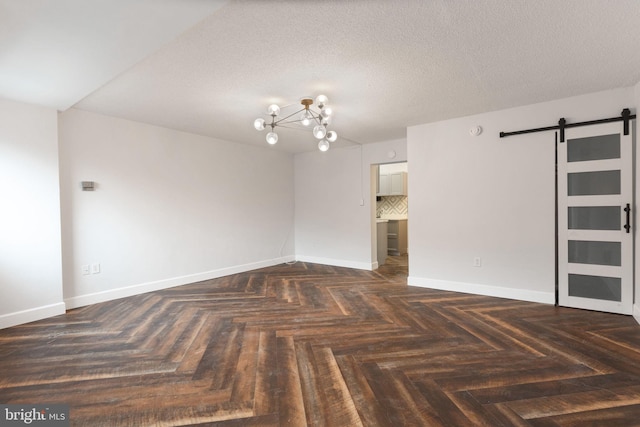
2 256 640 426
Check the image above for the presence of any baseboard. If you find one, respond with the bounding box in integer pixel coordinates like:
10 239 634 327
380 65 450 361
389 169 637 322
407 276 555 305
0 302 66 330
634 304 640 325
65 256 296 310
296 255 375 271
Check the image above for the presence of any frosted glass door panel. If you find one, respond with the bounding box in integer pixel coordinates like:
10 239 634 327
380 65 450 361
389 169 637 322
568 240 621 266
568 206 620 230
568 274 621 302
567 134 620 162
567 170 620 196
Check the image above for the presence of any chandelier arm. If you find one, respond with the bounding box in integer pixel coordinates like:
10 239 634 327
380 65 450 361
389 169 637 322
306 110 323 126
273 107 305 126
277 118 310 126
279 122 309 132
275 124 319 131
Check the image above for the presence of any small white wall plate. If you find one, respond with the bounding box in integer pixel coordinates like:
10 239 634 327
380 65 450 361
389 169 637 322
469 126 482 136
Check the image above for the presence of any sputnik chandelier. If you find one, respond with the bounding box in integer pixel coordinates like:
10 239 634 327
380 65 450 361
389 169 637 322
253 95 337 152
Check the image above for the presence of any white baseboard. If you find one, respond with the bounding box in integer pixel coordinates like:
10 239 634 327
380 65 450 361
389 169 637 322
65 256 295 310
407 276 555 305
0 302 66 330
634 304 640 325
296 255 375 271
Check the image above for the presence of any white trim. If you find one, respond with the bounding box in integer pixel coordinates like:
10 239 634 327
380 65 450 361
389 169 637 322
296 255 374 271
65 256 295 309
0 302 66 329
407 276 555 305
566 158 621 173
634 304 640 325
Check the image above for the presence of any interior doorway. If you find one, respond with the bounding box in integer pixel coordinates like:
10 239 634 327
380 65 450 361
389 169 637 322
373 162 408 278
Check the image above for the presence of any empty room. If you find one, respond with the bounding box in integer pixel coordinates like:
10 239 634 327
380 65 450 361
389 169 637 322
2 0 640 425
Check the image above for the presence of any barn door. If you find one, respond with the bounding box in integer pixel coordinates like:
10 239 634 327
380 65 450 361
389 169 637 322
558 121 633 314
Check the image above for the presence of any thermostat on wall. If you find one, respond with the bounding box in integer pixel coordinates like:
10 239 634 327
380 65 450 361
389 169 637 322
81 181 95 191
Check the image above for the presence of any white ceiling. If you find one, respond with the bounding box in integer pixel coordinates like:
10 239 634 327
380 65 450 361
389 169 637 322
0 0 229 110
2 0 640 153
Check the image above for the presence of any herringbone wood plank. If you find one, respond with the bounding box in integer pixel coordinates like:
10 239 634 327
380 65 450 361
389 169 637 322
2 256 640 426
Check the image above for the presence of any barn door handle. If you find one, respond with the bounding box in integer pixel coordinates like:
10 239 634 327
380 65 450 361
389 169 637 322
624 203 631 233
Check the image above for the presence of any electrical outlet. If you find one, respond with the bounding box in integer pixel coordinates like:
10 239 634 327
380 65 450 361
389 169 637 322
91 263 101 274
473 257 482 267
81 265 90 275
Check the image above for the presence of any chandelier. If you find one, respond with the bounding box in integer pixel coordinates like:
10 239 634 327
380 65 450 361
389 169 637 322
253 95 337 151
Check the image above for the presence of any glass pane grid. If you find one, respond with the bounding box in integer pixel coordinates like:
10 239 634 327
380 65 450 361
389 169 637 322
561 128 629 312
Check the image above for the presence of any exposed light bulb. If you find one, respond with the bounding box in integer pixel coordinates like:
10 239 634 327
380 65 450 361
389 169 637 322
318 139 330 152
267 104 280 116
254 118 265 131
315 95 328 109
313 125 326 139
266 132 278 145
320 107 332 119
300 110 312 126
326 131 337 142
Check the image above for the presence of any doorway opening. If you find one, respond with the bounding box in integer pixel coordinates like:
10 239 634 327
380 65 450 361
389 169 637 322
372 162 408 280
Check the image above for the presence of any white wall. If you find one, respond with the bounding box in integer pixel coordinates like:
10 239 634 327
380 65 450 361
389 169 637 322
408 87 635 304
294 139 407 269
59 109 294 308
0 98 65 328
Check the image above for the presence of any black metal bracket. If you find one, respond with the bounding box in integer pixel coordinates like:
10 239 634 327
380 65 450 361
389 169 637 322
622 108 631 136
500 109 636 140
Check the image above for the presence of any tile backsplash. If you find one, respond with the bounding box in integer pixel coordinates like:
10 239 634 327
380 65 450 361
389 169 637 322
377 195 408 217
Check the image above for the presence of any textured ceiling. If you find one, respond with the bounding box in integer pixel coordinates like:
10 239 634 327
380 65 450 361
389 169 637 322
3 0 640 153
0 0 228 110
